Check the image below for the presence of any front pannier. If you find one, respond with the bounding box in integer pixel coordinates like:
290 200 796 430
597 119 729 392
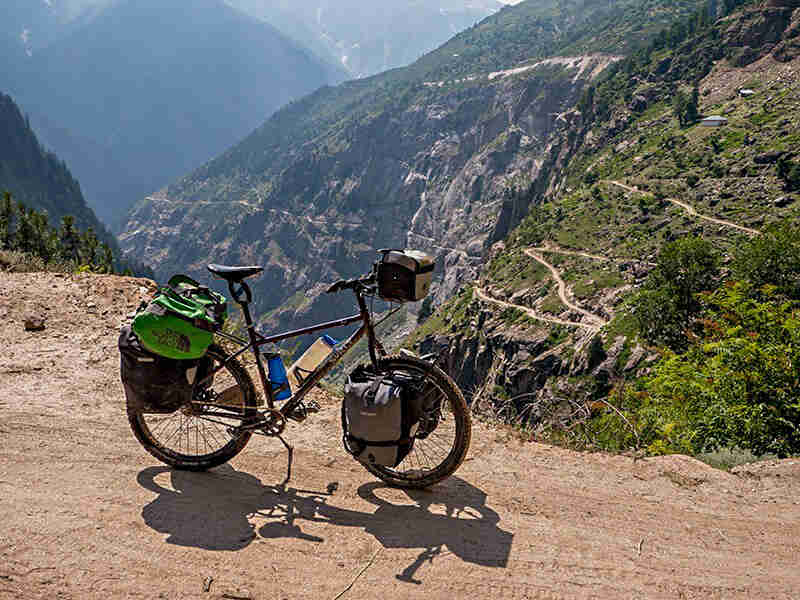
341 365 421 467
119 326 198 414
376 249 434 303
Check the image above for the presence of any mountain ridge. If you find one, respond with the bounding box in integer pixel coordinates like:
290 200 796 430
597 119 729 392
120 0 707 346
5 0 343 228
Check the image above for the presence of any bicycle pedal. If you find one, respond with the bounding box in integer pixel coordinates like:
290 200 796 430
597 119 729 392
286 405 308 422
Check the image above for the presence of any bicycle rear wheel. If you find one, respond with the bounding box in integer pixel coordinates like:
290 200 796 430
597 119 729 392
127 344 257 471
359 355 471 489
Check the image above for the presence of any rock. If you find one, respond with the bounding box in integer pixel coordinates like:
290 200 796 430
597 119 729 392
24 314 46 331
754 150 785 164
774 195 795 207
629 95 648 112
623 345 646 373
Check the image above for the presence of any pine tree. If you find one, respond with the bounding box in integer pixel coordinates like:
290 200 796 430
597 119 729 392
81 227 99 267
15 202 35 253
100 243 114 273
59 215 79 262
0 191 14 250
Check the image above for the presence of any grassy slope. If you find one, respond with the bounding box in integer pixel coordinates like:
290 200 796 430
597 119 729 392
468 2 799 340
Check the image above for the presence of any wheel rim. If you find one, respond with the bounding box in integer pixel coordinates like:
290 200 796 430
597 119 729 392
369 362 463 483
137 350 250 461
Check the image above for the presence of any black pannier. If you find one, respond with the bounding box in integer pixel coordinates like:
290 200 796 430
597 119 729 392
376 249 434 303
341 365 423 467
119 325 199 413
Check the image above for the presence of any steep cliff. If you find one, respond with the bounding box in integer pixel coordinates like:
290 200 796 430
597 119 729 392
411 0 800 413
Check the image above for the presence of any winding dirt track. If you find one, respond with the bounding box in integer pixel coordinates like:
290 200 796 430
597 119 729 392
3 272 800 600
533 242 657 267
606 181 761 236
523 249 609 327
474 286 598 330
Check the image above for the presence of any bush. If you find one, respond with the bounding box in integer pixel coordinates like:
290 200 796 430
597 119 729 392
627 283 800 457
632 237 720 350
732 222 800 300
777 156 800 192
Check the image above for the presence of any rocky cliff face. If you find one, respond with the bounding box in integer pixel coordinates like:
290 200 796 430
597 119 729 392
410 0 800 413
122 55 617 340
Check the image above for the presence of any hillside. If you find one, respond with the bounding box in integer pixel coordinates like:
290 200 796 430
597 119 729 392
410 1 800 438
2 270 800 598
0 91 115 248
120 0 706 348
5 0 344 228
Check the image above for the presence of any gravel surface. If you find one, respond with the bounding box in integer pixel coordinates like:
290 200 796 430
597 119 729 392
1 272 799 599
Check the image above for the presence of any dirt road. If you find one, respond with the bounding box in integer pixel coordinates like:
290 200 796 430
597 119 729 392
2 272 800 599
523 249 609 327
606 181 761 236
475 286 596 330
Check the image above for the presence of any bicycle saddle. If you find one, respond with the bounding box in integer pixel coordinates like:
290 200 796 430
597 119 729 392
207 264 264 282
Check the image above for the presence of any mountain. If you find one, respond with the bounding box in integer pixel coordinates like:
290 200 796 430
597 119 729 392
5 0 345 229
407 0 800 419
2 0 106 57
120 0 707 347
226 0 505 78
0 91 115 248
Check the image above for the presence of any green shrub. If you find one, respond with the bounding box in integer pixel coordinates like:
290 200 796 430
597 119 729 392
732 222 800 300
627 283 800 457
632 236 720 350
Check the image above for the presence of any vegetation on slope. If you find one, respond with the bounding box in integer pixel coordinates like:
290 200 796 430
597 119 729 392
415 0 800 461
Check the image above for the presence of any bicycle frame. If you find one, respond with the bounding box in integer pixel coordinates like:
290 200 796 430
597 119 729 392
199 278 385 424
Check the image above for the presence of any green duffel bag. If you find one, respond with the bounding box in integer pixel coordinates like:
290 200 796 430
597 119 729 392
132 275 227 360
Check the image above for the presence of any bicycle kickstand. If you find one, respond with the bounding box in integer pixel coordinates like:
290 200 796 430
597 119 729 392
277 434 293 486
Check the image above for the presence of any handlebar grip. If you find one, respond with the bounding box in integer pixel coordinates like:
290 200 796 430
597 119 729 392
326 280 347 294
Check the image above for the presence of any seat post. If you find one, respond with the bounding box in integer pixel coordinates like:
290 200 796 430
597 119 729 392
228 280 274 407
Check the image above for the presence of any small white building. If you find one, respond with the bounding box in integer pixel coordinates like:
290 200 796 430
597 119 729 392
701 116 728 127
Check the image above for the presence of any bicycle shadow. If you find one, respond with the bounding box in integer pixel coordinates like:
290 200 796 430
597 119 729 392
137 465 513 583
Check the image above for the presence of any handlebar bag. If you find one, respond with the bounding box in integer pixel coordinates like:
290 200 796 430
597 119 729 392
376 249 434 303
341 365 422 467
119 326 198 414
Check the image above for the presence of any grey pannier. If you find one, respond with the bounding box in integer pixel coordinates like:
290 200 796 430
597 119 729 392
341 365 422 467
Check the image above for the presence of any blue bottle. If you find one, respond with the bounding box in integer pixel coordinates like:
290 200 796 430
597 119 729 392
265 353 292 400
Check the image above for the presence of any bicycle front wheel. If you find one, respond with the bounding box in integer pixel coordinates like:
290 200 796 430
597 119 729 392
360 355 471 489
127 344 258 471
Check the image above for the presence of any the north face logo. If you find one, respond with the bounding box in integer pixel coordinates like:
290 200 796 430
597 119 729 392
152 328 191 353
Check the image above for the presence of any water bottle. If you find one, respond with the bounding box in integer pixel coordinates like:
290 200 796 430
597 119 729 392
286 335 340 389
265 352 292 400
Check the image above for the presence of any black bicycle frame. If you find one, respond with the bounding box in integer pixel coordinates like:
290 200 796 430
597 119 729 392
202 278 383 421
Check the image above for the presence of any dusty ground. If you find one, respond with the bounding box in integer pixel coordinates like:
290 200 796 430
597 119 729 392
1 272 800 600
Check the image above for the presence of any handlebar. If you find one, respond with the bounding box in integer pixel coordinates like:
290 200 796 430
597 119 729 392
326 272 376 295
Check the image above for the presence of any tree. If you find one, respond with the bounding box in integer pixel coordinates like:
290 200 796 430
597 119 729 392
15 202 35 253
733 222 800 300
80 227 99 267
100 243 114 274
0 191 14 250
59 215 79 262
633 237 721 350
673 86 699 127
